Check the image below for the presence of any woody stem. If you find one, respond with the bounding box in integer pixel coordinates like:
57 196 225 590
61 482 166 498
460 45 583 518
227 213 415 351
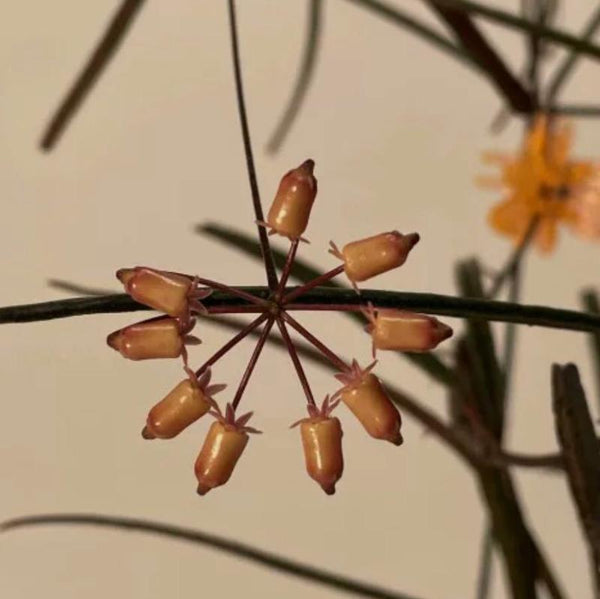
282 312 349 372
282 264 345 304
195 313 268 377
275 240 299 298
231 316 275 410
276 316 316 406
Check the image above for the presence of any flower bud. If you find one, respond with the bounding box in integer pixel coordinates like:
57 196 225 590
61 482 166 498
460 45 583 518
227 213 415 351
340 231 419 283
195 421 249 495
337 370 402 445
117 267 192 318
366 309 452 352
142 379 212 440
107 317 185 360
300 417 343 495
266 159 317 239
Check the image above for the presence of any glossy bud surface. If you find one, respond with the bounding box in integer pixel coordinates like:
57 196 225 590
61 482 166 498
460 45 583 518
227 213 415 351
117 267 192 317
339 373 402 445
195 421 249 495
143 379 212 439
370 310 452 352
300 417 343 495
107 317 184 360
342 231 419 282
266 159 317 239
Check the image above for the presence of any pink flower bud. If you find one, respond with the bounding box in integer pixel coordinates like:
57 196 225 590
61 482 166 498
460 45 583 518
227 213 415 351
300 416 344 495
336 362 402 445
117 267 193 318
194 421 249 495
266 159 317 239
107 317 186 360
339 231 419 283
365 308 452 353
142 380 212 440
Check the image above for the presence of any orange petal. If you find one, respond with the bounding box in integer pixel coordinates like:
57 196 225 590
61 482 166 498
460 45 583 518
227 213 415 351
488 199 533 240
534 217 558 253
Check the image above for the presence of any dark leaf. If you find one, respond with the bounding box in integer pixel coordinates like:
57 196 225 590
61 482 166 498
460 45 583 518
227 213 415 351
552 363 600 594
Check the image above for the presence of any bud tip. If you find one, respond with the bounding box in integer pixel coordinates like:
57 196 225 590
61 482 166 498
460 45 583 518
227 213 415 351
196 483 212 496
141 426 155 440
106 330 121 350
116 268 135 285
299 159 315 174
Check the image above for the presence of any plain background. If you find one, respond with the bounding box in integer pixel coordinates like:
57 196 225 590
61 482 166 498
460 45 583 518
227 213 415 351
1 1 599 597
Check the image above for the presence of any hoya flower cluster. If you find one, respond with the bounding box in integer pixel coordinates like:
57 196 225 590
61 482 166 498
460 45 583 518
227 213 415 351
107 160 453 495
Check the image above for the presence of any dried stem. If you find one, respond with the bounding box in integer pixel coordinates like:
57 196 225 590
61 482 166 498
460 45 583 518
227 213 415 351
231 316 275 410
276 317 316 406
227 0 279 290
283 265 345 304
195 313 268 377
282 312 349 373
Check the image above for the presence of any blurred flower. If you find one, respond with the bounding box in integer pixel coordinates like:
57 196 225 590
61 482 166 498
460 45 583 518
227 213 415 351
480 114 600 252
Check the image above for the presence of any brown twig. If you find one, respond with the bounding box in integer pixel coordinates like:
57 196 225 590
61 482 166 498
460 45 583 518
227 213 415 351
227 0 279 290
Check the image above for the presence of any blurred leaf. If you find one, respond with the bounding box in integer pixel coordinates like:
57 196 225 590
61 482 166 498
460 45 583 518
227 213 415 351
343 0 476 70
40 0 146 150
267 0 323 154
582 288 600 408
547 6 600 103
455 258 504 435
432 0 600 61
0 514 422 599
197 221 456 387
552 363 600 594
47 279 115 296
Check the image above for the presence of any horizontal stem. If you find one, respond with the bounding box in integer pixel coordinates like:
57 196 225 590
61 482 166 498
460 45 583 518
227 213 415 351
1 288 600 333
283 265 345 304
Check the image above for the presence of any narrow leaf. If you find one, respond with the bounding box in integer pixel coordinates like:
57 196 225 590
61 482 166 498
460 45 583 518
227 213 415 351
267 0 324 153
552 363 600 594
582 289 600 408
41 0 146 150
0 514 422 599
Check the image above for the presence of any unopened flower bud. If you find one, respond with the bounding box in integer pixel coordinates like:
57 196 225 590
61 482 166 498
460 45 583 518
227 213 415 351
195 421 249 495
336 362 402 445
107 317 188 360
265 159 317 240
117 267 193 318
300 416 343 495
337 231 420 283
365 308 452 353
142 380 212 440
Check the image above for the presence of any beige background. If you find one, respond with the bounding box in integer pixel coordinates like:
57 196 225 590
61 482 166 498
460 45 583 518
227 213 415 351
1 1 599 597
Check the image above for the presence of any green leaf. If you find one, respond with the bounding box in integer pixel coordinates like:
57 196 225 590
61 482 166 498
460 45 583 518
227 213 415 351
197 222 456 387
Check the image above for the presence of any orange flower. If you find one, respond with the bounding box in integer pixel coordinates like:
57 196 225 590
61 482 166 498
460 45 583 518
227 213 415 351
480 114 600 253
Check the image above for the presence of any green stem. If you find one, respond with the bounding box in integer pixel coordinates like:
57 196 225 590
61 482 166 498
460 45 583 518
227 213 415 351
2 289 600 333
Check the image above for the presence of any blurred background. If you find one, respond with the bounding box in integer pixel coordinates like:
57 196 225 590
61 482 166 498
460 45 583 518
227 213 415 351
0 1 598 597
